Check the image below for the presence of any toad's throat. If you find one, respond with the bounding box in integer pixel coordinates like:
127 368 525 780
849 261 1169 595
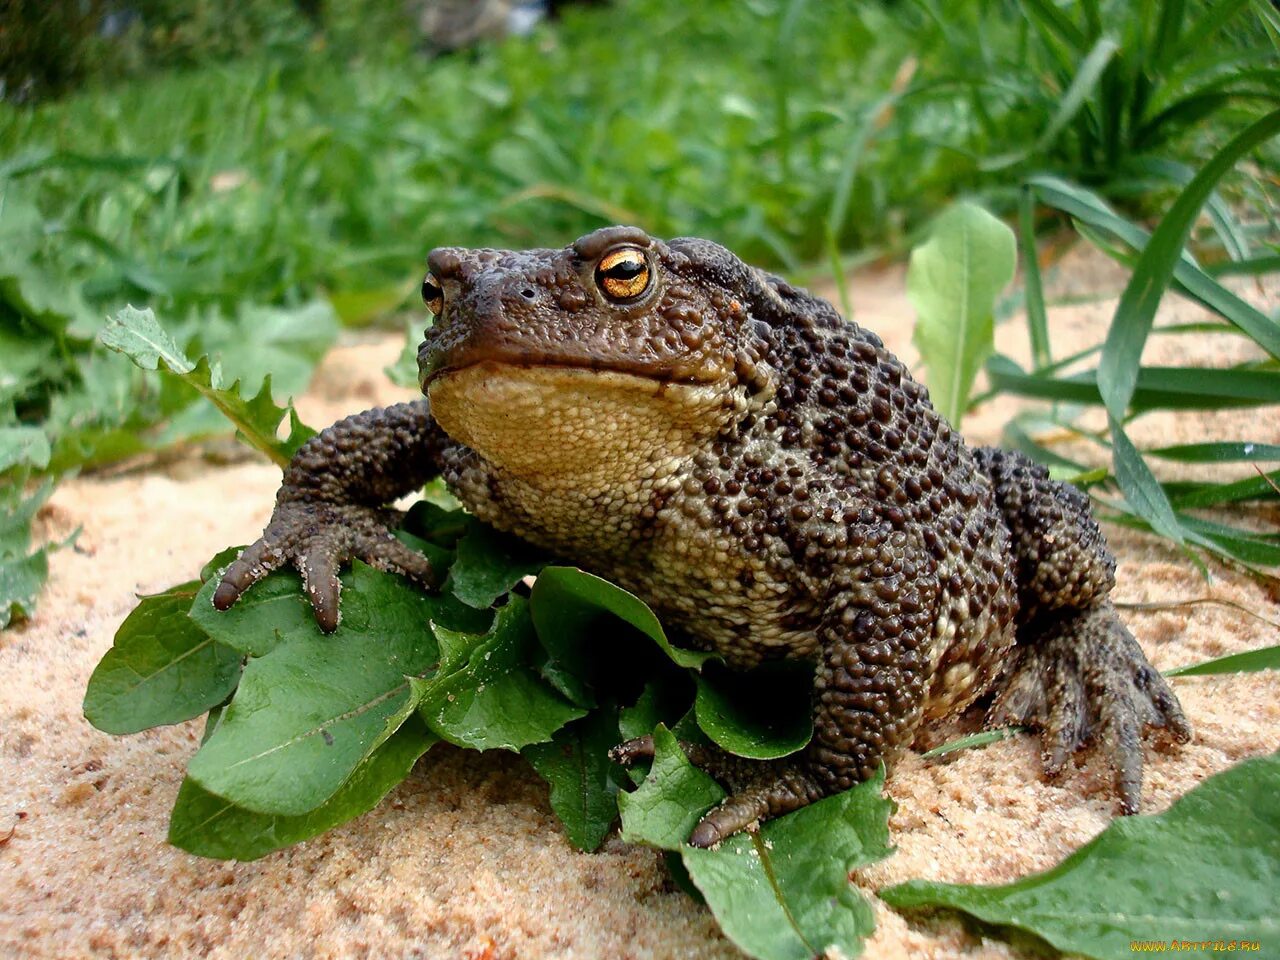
427 361 742 489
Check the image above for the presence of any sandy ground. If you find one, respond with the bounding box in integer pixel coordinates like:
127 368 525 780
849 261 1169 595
2 245 1278 959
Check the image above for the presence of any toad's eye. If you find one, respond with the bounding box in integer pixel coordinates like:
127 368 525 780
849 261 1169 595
595 247 651 302
421 274 444 315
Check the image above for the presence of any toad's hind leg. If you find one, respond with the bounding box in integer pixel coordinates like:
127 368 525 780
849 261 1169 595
974 447 1191 813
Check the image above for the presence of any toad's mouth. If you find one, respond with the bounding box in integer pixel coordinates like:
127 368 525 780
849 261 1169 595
418 353 727 393
424 360 741 484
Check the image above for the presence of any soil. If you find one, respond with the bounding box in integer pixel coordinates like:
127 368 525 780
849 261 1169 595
2 244 1277 959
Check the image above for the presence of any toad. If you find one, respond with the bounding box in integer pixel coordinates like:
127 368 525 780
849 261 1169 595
213 225 1189 846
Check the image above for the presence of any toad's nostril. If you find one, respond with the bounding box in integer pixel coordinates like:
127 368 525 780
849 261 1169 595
520 288 536 300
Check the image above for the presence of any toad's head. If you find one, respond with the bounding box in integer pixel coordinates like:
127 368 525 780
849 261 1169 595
417 225 778 484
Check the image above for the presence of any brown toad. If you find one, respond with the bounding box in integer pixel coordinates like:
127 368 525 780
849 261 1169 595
213 225 1190 846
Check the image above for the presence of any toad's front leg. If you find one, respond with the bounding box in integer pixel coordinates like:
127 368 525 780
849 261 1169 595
616 561 939 847
212 399 454 632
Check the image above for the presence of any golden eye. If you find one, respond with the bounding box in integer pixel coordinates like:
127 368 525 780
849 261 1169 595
421 274 444 315
595 247 651 302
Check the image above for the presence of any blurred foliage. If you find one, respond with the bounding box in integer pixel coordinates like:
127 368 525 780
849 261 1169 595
0 0 414 102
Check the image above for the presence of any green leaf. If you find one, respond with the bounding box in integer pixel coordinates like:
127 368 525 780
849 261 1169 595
100 306 315 468
532 567 715 672
1165 645 1280 677
523 704 622 851
187 562 441 816
694 660 813 760
908 201 1016 427
0 478 56 629
384 316 424 389
1097 108 1280 421
169 717 436 861
189 538 475 658
881 751 1280 960
0 546 49 630
84 581 243 735
682 771 894 960
0 426 51 473
530 566 716 705
617 683 694 785
617 725 725 851
448 519 549 609
190 568 321 658
416 596 585 751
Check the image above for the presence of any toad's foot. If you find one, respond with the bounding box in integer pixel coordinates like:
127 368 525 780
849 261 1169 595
986 600 1191 814
610 735 824 848
212 498 439 633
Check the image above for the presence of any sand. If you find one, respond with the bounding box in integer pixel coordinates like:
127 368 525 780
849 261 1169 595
2 245 1277 959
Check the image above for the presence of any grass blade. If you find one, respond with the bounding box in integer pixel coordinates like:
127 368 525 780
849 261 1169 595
1175 0 1253 58
1166 645 1280 677
1147 442 1280 463
1018 186 1050 368
981 36 1118 172
1028 176 1280 360
1096 108 1280 421
1016 0 1087 51
1109 416 1184 545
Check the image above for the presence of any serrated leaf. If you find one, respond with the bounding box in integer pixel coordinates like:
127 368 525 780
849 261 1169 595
617 724 725 850
880 751 1280 960
694 660 813 760
187 562 441 816
83 581 243 735
416 596 585 751
100 306 315 467
170 716 436 861
448 519 550 609
523 703 622 851
908 201 1016 427
0 234 94 335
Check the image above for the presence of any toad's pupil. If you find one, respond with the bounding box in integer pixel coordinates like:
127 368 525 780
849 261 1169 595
605 260 645 279
422 278 442 307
